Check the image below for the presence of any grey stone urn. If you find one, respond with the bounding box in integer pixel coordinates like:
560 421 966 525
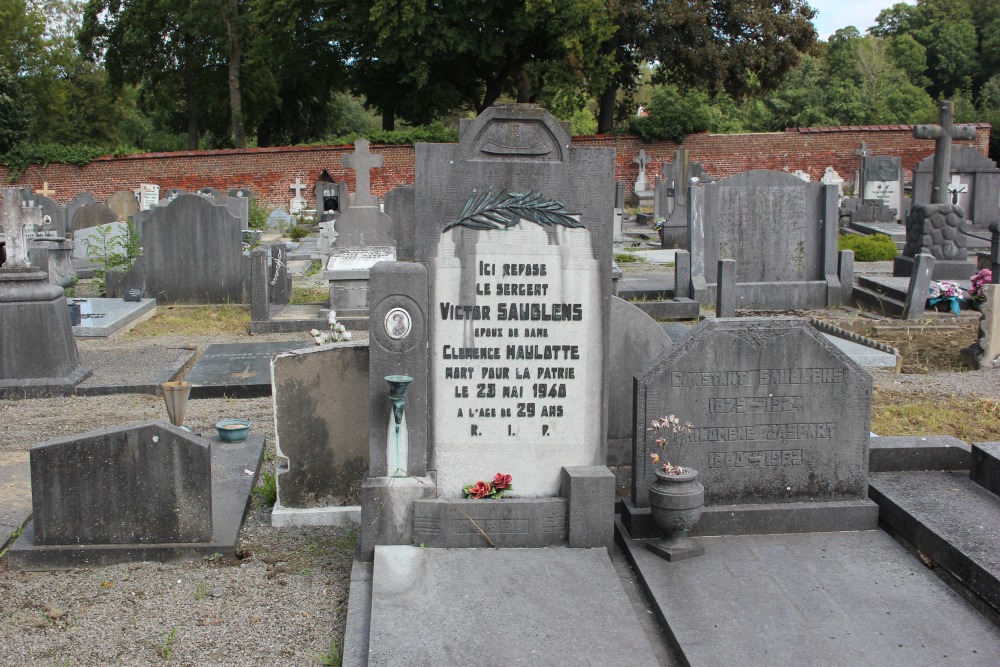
646 466 705 561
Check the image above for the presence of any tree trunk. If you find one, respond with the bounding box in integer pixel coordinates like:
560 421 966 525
183 46 199 150
382 102 395 131
516 69 532 103
223 0 245 148
597 84 617 134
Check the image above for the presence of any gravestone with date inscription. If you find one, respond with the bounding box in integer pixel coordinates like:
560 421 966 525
359 105 617 558
625 317 878 537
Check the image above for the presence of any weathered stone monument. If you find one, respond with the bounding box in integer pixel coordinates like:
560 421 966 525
107 191 140 222
7 421 266 569
896 100 979 280
686 170 844 310
913 145 1000 228
0 188 91 397
346 105 659 666
323 139 395 311
359 105 616 555
122 194 244 303
654 147 707 247
626 317 875 528
271 341 370 526
633 148 653 210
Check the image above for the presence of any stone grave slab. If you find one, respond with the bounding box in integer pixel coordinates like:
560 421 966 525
271 341 369 527
8 426 265 570
70 297 156 337
183 341 312 398
870 469 1000 615
365 546 659 666
75 344 195 397
617 527 1000 666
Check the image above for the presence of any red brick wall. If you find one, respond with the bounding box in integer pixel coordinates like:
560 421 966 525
1 125 990 207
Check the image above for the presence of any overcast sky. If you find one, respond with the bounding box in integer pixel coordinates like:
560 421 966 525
809 0 917 40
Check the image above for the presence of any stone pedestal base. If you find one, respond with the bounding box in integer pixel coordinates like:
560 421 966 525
0 269 91 398
328 274 370 310
646 537 705 562
27 239 76 288
893 255 977 281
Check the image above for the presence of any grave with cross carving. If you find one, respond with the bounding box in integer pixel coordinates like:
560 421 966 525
322 139 396 312
633 149 654 210
895 100 982 280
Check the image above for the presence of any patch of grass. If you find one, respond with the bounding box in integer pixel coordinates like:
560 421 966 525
311 638 342 667
154 627 178 661
304 260 323 276
872 390 1000 441
0 523 25 558
128 305 250 337
194 581 209 601
288 225 310 241
253 471 277 507
290 286 329 305
838 233 898 262
837 319 977 374
614 252 644 264
332 528 358 553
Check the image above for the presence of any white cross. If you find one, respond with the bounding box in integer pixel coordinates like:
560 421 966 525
289 178 307 198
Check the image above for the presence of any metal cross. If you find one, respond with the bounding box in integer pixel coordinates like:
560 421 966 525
913 100 977 204
341 138 383 206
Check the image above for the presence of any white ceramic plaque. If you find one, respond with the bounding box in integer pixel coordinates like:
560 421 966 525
325 246 396 272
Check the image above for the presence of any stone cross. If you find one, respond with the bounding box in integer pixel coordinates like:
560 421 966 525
634 149 650 190
913 100 977 204
342 138 383 207
289 177 307 198
35 182 55 198
1 188 31 268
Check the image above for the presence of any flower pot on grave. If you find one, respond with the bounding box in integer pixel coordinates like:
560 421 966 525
646 466 705 561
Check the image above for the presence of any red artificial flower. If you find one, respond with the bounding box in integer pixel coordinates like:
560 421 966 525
468 481 493 499
492 473 512 491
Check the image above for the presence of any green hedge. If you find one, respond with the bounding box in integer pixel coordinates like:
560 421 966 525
838 233 898 262
2 143 141 180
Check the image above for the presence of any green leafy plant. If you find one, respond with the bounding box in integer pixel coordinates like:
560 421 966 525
63 276 79 298
254 471 277 506
838 233 898 262
84 221 140 296
194 581 209 601
2 142 140 181
288 225 310 241
154 627 178 660
247 194 269 230
614 252 643 264
311 638 343 667
304 260 323 276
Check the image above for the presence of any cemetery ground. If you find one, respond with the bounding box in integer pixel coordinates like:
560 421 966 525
1 260 999 665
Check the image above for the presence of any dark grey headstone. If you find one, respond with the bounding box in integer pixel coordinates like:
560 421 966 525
197 187 221 197
64 193 98 231
184 341 312 397
383 185 415 261
272 342 370 510
632 317 872 507
20 192 65 238
971 441 1000 495
30 422 211 545
137 194 244 304
606 297 671 465
412 104 615 498
689 169 840 310
914 145 1000 226
70 202 118 236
